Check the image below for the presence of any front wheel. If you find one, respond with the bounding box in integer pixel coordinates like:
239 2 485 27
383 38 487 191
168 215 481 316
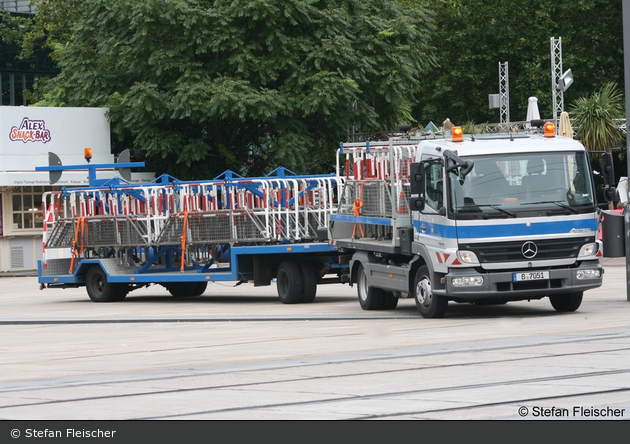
549 292 583 312
414 265 447 318
85 266 127 302
356 263 386 310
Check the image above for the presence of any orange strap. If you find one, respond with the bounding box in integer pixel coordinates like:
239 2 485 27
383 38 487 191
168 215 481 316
178 211 189 271
352 198 364 238
69 217 87 273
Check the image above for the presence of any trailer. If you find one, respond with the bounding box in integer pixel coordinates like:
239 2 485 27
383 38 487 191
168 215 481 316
329 122 612 317
37 154 349 303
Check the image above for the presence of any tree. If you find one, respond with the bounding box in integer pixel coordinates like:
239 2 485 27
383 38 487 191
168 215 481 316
413 0 624 127
569 82 625 153
21 0 436 180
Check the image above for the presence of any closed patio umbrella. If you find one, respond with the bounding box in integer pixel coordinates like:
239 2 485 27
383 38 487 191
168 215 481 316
526 97 540 123
558 111 574 138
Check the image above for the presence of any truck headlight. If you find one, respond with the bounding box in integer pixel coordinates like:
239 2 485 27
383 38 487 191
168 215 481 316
576 269 601 280
458 250 479 264
578 243 597 258
452 276 484 287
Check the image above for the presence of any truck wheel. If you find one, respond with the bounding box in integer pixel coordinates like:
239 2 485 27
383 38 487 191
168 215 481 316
549 292 583 312
381 292 399 310
167 282 200 298
299 262 318 303
356 263 385 310
414 265 448 318
277 261 303 304
86 266 126 302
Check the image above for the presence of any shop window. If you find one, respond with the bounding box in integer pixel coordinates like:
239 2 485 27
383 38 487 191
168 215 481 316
10 186 52 231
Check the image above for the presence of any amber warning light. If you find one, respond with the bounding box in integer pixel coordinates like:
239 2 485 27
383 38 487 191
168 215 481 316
84 147 92 163
451 126 464 142
544 122 555 137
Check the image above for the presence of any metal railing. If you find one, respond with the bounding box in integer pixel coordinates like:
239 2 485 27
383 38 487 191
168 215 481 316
0 0 36 13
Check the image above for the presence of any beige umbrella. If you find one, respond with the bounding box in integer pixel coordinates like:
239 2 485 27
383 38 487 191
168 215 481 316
558 111 574 138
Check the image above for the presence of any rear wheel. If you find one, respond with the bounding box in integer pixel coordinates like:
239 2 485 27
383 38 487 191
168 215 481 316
549 292 583 312
299 262 318 303
381 291 399 310
166 282 199 298
414 265 448 318
85 266 127 302
356 263 385 310
277 261 303 304
192 282 208 296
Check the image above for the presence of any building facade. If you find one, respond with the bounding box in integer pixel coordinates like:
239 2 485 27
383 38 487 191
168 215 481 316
0 106 154 272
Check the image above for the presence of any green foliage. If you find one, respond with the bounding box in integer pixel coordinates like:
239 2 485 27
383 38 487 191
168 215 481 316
414 0 623 127
569 82 625 153
24 0 436 180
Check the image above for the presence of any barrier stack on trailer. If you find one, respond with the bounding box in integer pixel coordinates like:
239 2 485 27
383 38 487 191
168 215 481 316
37 156 348 303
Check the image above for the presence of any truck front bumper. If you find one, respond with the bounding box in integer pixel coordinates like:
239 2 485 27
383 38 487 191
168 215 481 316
435 262 604 302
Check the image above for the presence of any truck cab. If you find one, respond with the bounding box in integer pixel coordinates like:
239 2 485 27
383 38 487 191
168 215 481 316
330 123 608 318
410 126 605 316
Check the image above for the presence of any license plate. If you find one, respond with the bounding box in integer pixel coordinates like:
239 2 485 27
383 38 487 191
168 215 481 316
513 271 550 282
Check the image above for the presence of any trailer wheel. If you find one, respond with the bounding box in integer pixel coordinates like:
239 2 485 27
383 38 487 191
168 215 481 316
86 266 127 303
356 263 385 310
299 262 318 304
166 282 200 298
192 282 208 296
414 265 447 318
549 292 583 312
277 261 303 304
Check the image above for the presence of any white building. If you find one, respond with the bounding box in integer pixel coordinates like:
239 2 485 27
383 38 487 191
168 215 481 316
0 106 154 272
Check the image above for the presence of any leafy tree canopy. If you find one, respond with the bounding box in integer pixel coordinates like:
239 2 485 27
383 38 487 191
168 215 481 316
6 0 436 179
414 0 624 128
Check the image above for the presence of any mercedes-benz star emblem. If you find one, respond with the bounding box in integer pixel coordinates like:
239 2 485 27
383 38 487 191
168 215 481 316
521 241 538 259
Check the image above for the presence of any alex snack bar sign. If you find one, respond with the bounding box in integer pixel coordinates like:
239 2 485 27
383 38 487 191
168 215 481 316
9 117 52 143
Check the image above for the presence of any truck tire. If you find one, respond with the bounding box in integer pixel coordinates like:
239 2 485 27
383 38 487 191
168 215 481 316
166 282 200 298
356 263 385 310
381 292 399 310
192 282 208 296
277 261 303 304
414 265 448 318
86 266 127 302
299 262 318 303
549 292 583 312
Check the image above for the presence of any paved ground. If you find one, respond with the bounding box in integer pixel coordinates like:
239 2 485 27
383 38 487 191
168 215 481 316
1 259 630 421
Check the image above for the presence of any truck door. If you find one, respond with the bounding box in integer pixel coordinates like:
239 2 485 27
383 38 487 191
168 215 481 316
414 159 450 255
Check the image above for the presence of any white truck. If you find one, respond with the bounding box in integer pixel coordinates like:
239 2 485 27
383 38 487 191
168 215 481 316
329 122 611 318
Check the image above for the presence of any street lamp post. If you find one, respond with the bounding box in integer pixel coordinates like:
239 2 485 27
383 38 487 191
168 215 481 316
623 0 630 301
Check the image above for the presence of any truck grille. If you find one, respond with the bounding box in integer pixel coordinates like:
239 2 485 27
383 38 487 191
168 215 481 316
460 237 594 263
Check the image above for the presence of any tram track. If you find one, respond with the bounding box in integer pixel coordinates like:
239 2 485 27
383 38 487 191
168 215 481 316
2 330 630 419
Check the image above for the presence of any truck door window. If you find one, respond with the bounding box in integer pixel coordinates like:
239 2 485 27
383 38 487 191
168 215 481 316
424 162 444 211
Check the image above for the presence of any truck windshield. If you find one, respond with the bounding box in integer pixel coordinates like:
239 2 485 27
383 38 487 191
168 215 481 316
448 151 595 219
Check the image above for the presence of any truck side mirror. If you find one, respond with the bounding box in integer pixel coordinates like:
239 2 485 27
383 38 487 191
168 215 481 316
409 196 425 212
410 162 424 195
603 187 617 203
410 162 425 211
601 152 615 187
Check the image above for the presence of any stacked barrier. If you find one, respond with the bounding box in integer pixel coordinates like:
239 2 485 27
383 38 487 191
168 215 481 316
335 142 417 219
41 172 342 270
